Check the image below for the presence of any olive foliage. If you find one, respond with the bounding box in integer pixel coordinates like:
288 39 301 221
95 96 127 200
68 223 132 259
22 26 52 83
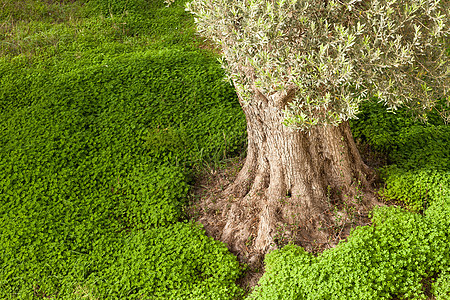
174 0 449 130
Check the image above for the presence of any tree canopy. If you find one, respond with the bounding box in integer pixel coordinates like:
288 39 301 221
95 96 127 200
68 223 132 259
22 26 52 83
182 0 449 129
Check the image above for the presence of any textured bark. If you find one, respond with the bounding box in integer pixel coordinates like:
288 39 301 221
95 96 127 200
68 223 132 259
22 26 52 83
218 86 379 261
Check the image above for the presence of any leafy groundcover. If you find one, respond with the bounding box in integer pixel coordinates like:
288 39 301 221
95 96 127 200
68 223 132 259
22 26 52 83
0 1 246 298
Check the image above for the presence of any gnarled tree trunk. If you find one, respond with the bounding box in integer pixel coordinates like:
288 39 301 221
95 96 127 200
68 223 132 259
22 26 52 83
217 87 379 262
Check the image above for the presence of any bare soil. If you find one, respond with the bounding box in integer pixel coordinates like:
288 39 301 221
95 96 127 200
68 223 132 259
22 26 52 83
186 156 266 291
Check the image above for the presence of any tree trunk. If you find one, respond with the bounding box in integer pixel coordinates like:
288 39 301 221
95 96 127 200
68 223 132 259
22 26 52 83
217 86 379 262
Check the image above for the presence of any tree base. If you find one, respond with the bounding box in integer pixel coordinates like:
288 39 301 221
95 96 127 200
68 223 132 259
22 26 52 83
187 81 386 291
187 153 383 278
188 86 385 287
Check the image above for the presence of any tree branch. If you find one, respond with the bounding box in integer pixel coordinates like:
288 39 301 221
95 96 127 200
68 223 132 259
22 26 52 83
274 86 298 109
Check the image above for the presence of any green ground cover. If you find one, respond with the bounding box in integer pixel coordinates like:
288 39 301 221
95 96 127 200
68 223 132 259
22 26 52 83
1 0 449 299
1 0 246 298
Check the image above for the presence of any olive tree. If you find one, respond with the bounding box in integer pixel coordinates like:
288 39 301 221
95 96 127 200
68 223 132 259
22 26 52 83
168 0 449 258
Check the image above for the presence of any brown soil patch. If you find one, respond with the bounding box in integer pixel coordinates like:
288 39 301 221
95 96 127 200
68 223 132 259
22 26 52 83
186 156 266 293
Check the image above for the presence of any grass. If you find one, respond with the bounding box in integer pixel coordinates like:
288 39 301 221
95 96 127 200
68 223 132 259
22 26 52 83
0 0 246 298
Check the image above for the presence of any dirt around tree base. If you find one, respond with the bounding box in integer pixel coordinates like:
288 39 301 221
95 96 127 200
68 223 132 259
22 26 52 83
186 157 265 291
186 155 386 293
